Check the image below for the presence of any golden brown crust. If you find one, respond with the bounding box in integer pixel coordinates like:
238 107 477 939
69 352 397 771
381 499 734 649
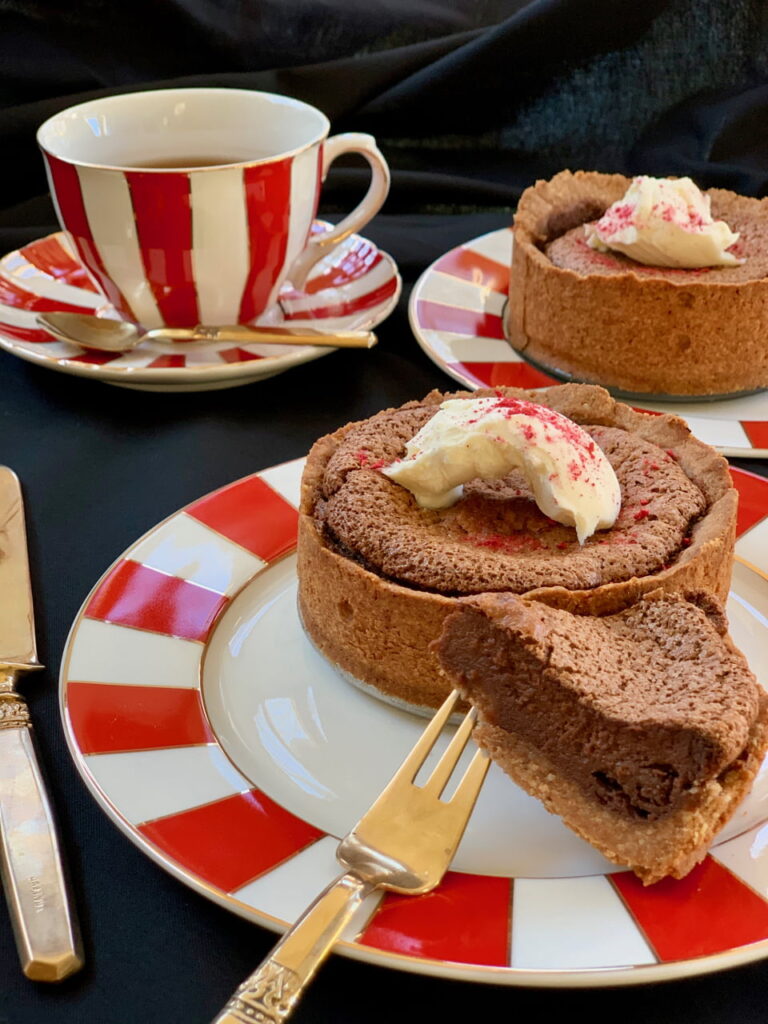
474 697 768 885
507 170 768 395
297 384 736 711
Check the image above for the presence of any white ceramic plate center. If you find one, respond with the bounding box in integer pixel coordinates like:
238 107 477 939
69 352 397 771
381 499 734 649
202 556 768 879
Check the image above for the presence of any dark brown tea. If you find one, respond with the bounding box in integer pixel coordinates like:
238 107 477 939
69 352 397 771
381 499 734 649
129 154 265 168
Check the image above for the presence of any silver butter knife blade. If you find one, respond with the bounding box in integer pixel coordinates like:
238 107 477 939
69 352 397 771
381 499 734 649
0 467 83 980
0 467 41 668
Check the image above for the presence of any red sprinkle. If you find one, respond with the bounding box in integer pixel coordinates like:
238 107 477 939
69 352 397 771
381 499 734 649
640 497 651 506
463 533 544 553
596 203 635 237
682 536 692 546
633 509 650 521
370 459 386 471
490 397 592 453
354 450 369 467
665 449 678 461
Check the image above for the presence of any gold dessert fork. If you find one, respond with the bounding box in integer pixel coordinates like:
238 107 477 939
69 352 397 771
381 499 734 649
211 690 490 1023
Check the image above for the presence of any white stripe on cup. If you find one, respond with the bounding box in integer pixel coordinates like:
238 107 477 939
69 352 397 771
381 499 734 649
190 167 251 325
76 166 163 327
271 146 320 304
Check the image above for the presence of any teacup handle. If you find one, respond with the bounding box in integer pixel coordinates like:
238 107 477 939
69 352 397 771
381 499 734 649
288 133 390 289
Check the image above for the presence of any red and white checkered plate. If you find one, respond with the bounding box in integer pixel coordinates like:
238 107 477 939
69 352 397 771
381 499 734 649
60 459 768 985
0 225 400 392
409 227 768 458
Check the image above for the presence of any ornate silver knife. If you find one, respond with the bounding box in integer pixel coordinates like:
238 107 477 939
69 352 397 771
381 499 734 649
0 467 82 980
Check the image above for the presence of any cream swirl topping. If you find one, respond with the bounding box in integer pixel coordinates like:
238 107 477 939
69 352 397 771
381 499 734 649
382 397 621 543
586 176 743 268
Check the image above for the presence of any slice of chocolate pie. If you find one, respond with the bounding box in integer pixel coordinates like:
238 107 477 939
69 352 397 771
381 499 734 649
435 590 768 884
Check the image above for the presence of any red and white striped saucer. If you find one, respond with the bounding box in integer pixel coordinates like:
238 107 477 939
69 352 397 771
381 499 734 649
0 226 400 392
409 227 768 458
61 458 768 986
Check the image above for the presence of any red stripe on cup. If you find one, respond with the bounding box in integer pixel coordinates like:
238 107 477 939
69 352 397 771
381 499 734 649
187 475 298 560
239 159 293 323
21 235 99 291
611 857 768 961
359 872 511 966
415 299 505 339
43 155 135 319
126 172 199 328
731 467 768 538
0 274 93 314
84 559 228 641
457 361 558 390
742 421 768 450
139 789 324 892
66 681 213 755
283 276 398 321
433 248 510 294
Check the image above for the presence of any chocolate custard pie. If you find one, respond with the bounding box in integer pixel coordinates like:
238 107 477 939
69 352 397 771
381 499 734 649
507 170 768 395
298 384 736 713
435 590 768 884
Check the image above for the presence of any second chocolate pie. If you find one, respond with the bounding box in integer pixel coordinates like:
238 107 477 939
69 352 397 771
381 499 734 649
506 170 768 396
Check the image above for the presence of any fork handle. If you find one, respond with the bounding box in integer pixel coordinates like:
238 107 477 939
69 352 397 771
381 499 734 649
211 871 374 1023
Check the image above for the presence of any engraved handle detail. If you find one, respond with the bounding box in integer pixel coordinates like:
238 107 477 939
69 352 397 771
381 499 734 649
211 873 372 1024
0 690 31 729
0 724 83 980
216 960 301 1023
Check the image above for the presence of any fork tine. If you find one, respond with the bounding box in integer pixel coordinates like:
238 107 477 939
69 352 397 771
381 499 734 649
394 689 461 783
446 746 491 818
422 705 478 797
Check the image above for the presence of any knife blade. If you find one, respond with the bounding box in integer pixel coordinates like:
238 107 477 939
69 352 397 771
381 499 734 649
0 467 82 981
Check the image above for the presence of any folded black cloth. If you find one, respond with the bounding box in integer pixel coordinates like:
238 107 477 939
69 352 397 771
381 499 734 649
1 0 767 242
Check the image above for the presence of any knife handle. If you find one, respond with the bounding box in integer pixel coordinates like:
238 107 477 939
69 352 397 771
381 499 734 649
0 695 83 981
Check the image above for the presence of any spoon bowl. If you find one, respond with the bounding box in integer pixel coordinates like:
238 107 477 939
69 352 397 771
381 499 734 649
40 314 143 352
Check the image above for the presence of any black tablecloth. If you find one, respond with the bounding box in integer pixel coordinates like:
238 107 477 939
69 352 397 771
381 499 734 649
0 210 765 1024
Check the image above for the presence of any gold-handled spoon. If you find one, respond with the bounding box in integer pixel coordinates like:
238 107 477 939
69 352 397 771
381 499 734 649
36 312 377 352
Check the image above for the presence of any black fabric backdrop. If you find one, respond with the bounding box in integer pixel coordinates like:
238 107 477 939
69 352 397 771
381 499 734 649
1 2 768 1022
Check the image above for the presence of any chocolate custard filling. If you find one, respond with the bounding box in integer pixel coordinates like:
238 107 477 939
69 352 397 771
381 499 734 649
436 592 763 822
312 405 706 596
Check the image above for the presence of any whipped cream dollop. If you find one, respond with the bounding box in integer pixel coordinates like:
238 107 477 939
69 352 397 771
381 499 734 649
382 396 621 544
585 176 743 268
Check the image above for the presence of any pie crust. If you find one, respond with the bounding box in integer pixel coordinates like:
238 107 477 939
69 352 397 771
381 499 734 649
506 170 768 396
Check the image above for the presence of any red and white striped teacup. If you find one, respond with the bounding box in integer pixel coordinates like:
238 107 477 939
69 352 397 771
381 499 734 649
37 88 390 329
